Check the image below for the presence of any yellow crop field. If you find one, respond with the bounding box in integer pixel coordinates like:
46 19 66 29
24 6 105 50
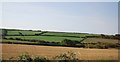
1 44 118 60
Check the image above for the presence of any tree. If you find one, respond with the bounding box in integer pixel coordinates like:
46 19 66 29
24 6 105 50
62 39 79 46
115 34 120 40
100 34 105 38
19 32 25 40
19 32 24 36
2 29 7 36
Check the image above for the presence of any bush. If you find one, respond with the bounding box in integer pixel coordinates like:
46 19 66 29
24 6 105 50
33 56 49 62
95 44 108 49
15 38 21 40
54 51 79 60
84 43 109 49
8 51 79 62
62 39 80 46
18 53 32 62
3 37 7 39
9 38 14 40
76 44 85 47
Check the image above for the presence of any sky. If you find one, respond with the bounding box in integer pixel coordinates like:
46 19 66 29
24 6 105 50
1 2 118 35
1 0 120 2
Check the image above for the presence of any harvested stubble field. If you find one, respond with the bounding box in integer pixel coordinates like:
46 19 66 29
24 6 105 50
2 44 118 60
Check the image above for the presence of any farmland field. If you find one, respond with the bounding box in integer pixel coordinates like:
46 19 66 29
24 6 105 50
7 31 41 35
5 36 83 42
1 29 119 61
41 32 98 37
2 44 118 60
81 38 118 44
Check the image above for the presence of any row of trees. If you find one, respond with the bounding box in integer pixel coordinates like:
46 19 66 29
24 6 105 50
100 34 120 40
85 34 120 40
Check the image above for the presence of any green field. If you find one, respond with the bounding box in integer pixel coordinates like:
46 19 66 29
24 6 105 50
7 31 41 35
6 30 99 36
42 32 98 37
5 36 83 42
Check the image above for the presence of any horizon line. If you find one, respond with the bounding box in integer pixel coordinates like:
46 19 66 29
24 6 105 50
0 27 117 35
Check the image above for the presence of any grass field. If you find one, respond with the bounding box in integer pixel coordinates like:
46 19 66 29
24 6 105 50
42 32 98 37
7 30 99 36
2 44 118 60
7 31 41 35
5 36 83 42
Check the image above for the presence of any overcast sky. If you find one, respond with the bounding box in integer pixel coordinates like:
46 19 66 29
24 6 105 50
1 0 119 2
1 2 118 34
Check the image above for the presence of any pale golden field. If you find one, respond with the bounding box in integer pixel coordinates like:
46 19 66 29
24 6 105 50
1 44 118 60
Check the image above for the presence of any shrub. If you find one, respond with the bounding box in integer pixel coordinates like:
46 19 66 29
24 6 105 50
18 53 32 62
9 38 14 40
62 39 80 46
54 51 79 60
8 51 79 62
3 37 7 39
76 44 85 47
15 38 21 40
84 43 109 49
33 56 49 62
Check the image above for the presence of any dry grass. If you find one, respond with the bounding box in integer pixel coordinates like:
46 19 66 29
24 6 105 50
1 44 118 60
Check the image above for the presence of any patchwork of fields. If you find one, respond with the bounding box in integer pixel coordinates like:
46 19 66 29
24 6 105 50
7 30 98 36
4 30 94 42
1 29 119 61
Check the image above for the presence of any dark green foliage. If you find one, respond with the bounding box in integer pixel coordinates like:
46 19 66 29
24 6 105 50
2 29 7 36
1 29 8 38
34 31 47 36
115 34 120 40
99 34 120 40
62 39 80 46
19 32 24 36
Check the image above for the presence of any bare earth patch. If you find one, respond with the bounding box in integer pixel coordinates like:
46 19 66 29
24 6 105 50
1 44 118 60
